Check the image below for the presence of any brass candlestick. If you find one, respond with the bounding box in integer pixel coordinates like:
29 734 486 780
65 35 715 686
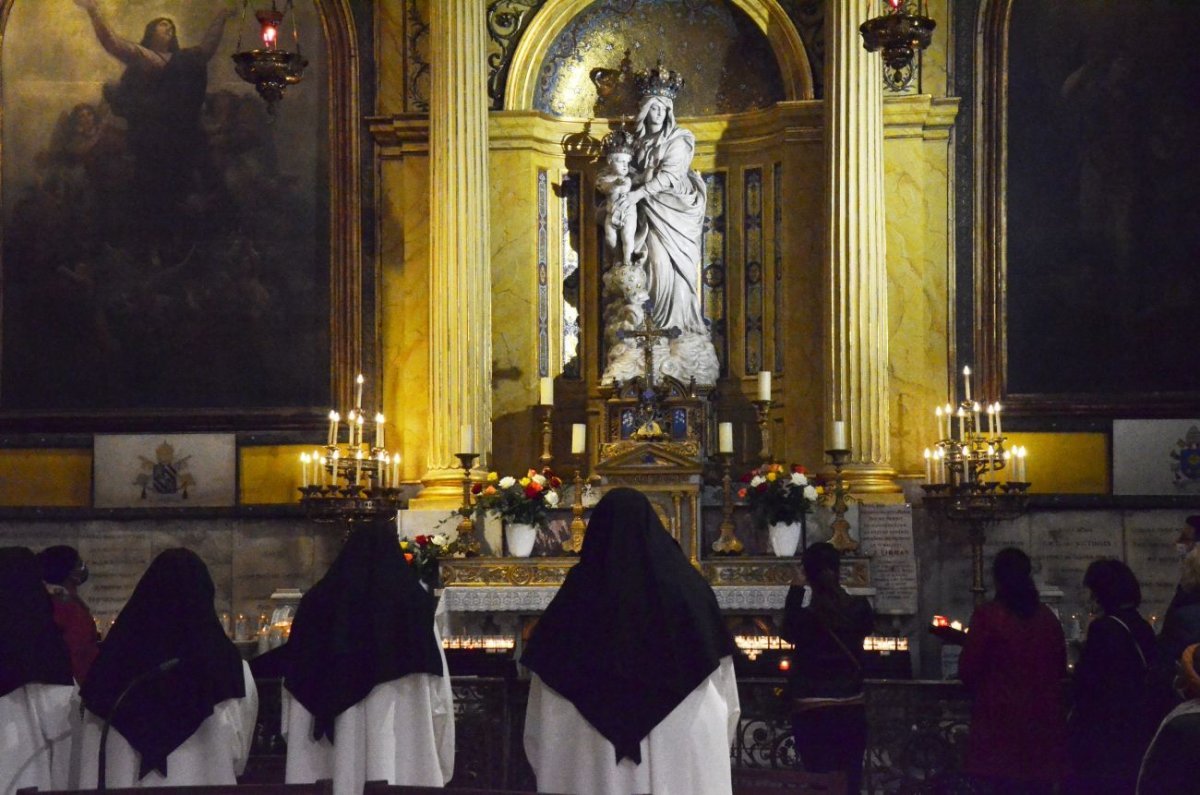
710 452 743 554
539 405 554 468
563 464 588 554
751 399 773 464
826 448 858 553
454 452 481 556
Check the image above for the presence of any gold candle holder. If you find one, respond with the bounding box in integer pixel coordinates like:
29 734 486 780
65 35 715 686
710 453 743 555
454 452 481 556
826 447 858 553
751 398 773 464
563 465 588 554
539 405 554 468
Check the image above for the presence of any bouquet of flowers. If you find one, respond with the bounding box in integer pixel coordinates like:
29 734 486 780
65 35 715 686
399 533 453 586
471 468 563 528
737 463 820 526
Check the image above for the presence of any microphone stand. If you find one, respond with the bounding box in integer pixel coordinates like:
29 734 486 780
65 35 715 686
98 658 179 791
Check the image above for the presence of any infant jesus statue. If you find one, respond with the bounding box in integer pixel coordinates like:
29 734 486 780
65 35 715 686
597 130 641 267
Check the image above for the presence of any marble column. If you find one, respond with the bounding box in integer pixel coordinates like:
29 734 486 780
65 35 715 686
823 0 898 493
413 0 492 507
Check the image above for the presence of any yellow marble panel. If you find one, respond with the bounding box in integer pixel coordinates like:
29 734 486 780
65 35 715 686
0 450 90 507
1003 433 1109 494
240 445 310 505
376 0 409 115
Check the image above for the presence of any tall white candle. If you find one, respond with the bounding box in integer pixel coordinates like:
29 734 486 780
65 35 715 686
972 402 982 438
539 377 554 406
831 420 847 450
995 403 1003 436
571 423 587 455
356 413 365 449
375 413 385 449
329 411 340 446
962 365 972 402
355 373 365 410
757 371 772 401
300 453 310 487
987 404 996 436
936 406 944 441
957 408 965 441
460 424 474 454
924 448 933 484
718 422 733 453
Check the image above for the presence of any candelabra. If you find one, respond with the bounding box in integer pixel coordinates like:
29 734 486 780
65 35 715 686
562 465 589 554
454 453 482 556
751 399 773 464
921 366 1031 603
710 452 744 555
299 374 405 532
826 448 856 553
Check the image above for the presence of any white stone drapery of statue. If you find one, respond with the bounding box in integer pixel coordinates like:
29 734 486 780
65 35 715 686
600 63 720 386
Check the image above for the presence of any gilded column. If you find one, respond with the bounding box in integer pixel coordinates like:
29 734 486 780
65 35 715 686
413 0 492 506
824 0 898 492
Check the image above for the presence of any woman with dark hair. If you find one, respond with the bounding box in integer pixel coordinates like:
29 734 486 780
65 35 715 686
957 547 1068 793
283 523 453 793
77 548 257 787
38 544 100 684
0 547 75 795
1067 558 1159 795
521 488 740 795
780 541 874 792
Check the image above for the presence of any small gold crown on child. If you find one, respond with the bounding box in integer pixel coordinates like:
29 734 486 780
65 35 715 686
601 130 636 156
633 59 685 100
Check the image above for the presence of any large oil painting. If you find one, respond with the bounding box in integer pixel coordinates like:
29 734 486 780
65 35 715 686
0 0 328 415
1003 0 1200 401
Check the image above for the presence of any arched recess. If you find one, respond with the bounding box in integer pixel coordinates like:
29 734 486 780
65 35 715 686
0 0 363 427
504 0 813 112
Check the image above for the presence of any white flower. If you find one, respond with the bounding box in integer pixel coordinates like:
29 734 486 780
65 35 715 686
750 475 765 488
544 491 560 507
790 472 807 486
431 534 448 547
532 473 547 486
803 485 818 501
498 476 516 489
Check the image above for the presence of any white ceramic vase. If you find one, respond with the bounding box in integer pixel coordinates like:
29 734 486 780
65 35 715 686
505 522 537 558
768 521 801 557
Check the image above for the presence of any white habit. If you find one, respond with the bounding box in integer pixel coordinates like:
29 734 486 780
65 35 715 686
0 683 75 795
77 660 258 787
283 669 455 793
524 655 741 795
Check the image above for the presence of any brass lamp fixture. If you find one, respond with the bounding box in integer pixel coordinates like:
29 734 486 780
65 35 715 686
859 0 935 90
232 0 308 113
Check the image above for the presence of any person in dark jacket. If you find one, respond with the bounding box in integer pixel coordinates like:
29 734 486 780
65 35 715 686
38 544 100 684
780 542 873 793
1067 558 1159 795
957 547 1068 794
1137 643 1200 794
1151 548 1200 711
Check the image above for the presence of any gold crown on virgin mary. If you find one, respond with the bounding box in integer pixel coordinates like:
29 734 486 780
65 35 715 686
633 59 685 100
601 130 636 157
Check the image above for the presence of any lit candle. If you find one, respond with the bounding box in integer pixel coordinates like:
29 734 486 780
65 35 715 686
936 406 944 441
987 404 996 436
375 413 385 449
986 444 995 481
757 371 772 401
539 376 554 406
329 411 339 445
995 402 1003 436
356 413 365 449
300 453 310 487
957 407 965 441
355 373 365 410
331 450 339 484
972 402 982 439
924 448 933 484
962 365 972 402
318 456 327 486
1018 446 1028 482
460 424 474 454
571 423 587 455
1003 449 1012 481
718 422 733 454
831 420 847 450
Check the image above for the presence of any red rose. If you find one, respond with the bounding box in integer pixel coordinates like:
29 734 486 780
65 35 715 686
756 482 768 492
737 488 748 499
415 535 429 546
471 482 483 494
549 476 563 489
793 465 807 474
524 483 541 499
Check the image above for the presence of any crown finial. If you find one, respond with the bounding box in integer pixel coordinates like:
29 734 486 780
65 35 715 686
634 59 685 101
601 130 636 157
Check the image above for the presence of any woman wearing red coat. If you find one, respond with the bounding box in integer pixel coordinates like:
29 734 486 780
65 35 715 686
958 548 1068 794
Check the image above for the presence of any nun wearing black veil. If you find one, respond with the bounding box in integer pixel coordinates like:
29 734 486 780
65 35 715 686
282 523 454 793
77 548 257 787
0 547 76 795
521 488 741 795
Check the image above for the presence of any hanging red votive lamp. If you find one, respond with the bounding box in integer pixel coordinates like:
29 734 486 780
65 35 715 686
231 0 308 114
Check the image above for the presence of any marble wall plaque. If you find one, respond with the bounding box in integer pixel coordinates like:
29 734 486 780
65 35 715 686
1124 511 1190 624
859 504 917 615
1032 512 1123 619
